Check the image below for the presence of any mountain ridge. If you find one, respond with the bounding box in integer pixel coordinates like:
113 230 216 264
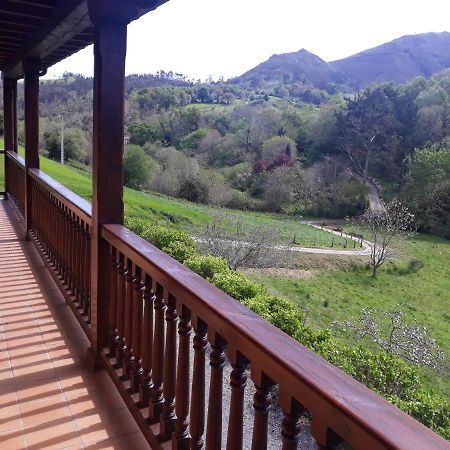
233 32 450 90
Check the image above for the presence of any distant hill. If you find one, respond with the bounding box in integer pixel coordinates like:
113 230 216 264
331 32 450 88
233 32 450 91
236 48 347 88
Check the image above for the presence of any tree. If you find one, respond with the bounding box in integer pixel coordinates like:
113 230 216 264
124 145 155 190
402 148 450 238
362 201 415 278
198 213 285 269
45 128 87 162
337 86 400 181
341 308 445 371
128 122 161 146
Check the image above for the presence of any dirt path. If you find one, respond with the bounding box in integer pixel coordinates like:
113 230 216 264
194 226 374 257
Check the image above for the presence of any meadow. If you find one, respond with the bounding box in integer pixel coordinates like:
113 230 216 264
0 139 348 248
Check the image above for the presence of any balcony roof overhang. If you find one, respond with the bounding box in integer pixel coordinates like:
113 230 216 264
0 0 169 79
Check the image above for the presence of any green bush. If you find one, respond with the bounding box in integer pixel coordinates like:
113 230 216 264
392 391 450 440
210 270 266 302
141 225 195 251
184 255 229 279
243 294 304 337
162 240 199 263
124 217 148 235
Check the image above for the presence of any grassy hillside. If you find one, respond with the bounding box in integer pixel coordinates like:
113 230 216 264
247 231 450 392
0 138 347 248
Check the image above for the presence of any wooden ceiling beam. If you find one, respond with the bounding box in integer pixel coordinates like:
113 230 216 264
0 2 51 20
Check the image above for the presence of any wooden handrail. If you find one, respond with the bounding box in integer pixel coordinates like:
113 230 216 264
6 150 25 168
28 168 92 224
102 223 448 450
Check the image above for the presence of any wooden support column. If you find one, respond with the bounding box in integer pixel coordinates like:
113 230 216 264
87 5 128 365
3 77 17 197
24 60 40 237
3 78 16 152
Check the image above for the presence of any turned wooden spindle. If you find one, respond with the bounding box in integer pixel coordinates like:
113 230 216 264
108 246 119 358
280 394 303 450
189 318 207 450
82 225 91 318
206 332 226 450
250 372 274 450
226 350 249 450
139 275 154 406
173 305 192 449
122 258 135 380
130 266 144 393
115 253 127 367
160 293 178 439
149 283 165 422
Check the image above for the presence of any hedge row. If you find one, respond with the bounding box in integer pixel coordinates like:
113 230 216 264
125 217 449 439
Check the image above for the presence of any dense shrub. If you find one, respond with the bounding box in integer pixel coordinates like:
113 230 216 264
184 255 229 279
210 271 265 302
162 241 198 263
243 294 304 337
140 225 194 250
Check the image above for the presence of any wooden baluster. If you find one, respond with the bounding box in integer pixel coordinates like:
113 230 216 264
149 283 165 422
122 258 134 380
206 332 226 450
173 305 192 449
86 226 92 322
189 318 207 450
108 246 119 358
280 393 303 450
139 274 154 406
250 372 274 450
160 293 177 439
115 253 126 367
75 218 83 306
82 223 90 317
226 350 249 450
130 266 144 393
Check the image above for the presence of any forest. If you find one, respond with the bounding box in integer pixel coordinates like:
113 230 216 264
2 68 447 237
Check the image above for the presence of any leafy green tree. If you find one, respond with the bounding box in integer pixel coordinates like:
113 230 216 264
128 122 161 146
402 148 450 237
45 128 87 162
124 145 156 190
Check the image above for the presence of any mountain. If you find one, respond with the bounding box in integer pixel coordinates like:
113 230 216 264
236 48 347 88
233 32 450 91
331 32 450 89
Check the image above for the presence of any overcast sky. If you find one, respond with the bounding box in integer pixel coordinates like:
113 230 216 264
46 0 450 81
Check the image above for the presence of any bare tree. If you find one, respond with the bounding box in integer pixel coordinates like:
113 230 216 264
362 201 415 278
340 308 446 371
196 213 290 269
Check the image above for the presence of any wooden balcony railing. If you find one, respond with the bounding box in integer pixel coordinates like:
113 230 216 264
28 167 92 334
3 156 448 450
5 151 25 215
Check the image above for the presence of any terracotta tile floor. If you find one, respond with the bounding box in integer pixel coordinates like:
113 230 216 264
0 200 150 450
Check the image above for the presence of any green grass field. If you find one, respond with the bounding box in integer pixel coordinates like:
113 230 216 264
247 232 450 392
0 138 348 248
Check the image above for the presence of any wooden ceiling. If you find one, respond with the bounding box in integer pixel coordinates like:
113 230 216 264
0 0 168 79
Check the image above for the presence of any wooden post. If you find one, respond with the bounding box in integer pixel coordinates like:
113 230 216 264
2 77 17 197
3 78 16 152
87 6 128 366
24 60 40 238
